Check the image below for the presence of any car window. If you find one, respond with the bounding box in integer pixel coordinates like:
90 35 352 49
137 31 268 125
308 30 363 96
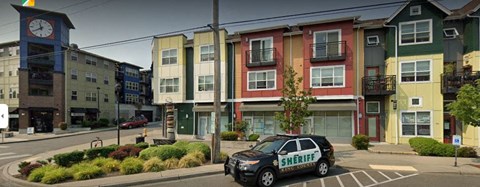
280 141 298 153
300 139 316 150
252 139 286 154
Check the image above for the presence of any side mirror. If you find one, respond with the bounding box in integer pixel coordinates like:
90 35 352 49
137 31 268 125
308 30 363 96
278 150 288 155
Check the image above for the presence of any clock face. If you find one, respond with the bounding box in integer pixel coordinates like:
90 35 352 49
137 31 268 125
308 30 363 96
28 19 53 38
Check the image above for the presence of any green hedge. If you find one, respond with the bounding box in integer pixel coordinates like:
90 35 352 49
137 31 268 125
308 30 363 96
248 134 260 141
41 167 71 184
409 137 477 157
139 145 186 160
143 157 166 172
221 131 238 141
28 165 57 182
53 151 85 167
352 134 369 150
186 142 211 160
85 146 117 160
120 157 144 175
134 142 149 149
458 147 478 158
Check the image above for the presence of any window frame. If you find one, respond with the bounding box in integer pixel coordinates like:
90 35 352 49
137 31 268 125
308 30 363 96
104 94 109 103
400 60 432 83
197 75 214 92
71 90 77 100
71 51 78 61
443 28 459 39
199 44 214 63
159 78 180 93
104 75 109 85
366 101 381 114
161 48 178 65
71 69 78 80
247 70 276 91
366 35 379 46
310 65 345 88
313 29 342 58
399 19 432 46
409 97 423 107
410 5 421 16
400 111 432 137
249 37 274 64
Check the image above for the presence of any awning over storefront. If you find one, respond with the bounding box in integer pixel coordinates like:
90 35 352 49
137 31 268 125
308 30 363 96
239 103 283 112
192 104 226 112
86 108 99 113
8 107 18 113
70 107 86 113
308 102 357 111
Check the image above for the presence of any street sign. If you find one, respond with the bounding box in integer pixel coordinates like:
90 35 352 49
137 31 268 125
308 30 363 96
453 135 462 146
0 104 8 129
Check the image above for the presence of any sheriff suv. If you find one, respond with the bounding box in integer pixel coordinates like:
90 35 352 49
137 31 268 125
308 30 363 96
224 134 335 187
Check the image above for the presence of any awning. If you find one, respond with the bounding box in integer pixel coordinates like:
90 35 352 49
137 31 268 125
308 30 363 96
192 104 226 112
8 107 18 113
308 102 357 111
239 103 283 112
70 107 86 113
86 108 99 113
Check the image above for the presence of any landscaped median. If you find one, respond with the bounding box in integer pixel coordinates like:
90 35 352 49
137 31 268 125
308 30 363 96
14 141 229 185
409 137 478 157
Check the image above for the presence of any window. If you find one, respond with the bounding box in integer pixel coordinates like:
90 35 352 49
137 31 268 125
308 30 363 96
125 81 139 91
9 88 17 98
410 5 421 16
401 111 431 136
103 61 109 69
200 45 214 62
71 69 78 80
0 48 4 57
8 46 19 56
159 78 179 93
410 97 422 107
125 93 139 104
86 56 97 66
104 75 109 85
311 65 344 87
0 67 3 77
248 70 276 90
300 139 316 150
400 20 432 45
71 91 77 100
71 51 78 61
443 28 459 39
400 60 430 82
367 35 379 46
86 92 97 102
0 89 3 99
125 67 139 78
86 72 97 83
198 75 214 91
281 141 298 153
250 38 273 63
366 101 380 113
314 30 341 58
162 49 177 65
104 94 109 102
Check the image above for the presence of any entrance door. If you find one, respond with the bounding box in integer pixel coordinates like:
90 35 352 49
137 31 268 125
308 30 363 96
443 115 456 144
243 117 253 137
302 117 314 135
367 116 380 142
366 67 380 91
198 117 208 137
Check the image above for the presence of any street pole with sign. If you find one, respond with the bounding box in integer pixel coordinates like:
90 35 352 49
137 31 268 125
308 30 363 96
452 135 461 167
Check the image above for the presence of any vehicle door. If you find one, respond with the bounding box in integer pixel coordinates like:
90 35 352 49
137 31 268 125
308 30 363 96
298 138 322 172
277 139 300 176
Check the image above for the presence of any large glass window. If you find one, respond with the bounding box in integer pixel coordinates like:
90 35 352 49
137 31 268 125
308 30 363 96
200 45 214 62
314 30 340 58
400 20 431 45
250 38 273 63
248 70 275 90
162 49 177 65
198 75 214 91
313 111 352 137
159 78 179 93
401 111 431 136
311 66 344 87
243 112 283 135
401 60 430 82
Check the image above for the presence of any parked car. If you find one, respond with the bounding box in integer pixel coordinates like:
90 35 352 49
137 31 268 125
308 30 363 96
224 134 335 187
120 116 148 129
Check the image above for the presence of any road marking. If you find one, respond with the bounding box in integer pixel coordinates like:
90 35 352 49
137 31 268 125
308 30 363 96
0 145 9 148
369 164 417 172
336 176 345 187
303 182 307 187
0 154 31 161
394 172 403 177
362 171 378 184
321 178 325 187
350 172 364 187
365 173 419 187
378 171 391 180
0 152 15 157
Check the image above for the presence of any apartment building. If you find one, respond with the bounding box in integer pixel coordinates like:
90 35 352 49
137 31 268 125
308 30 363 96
0 41 20 131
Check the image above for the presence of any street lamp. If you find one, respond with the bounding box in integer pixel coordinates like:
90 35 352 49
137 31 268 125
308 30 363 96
97 87 100 120
115 83 122 145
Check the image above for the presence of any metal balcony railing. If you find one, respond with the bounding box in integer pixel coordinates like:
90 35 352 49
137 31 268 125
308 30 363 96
310 41 347 62
441 71 480 94
246 48 277 67
362 75 396 96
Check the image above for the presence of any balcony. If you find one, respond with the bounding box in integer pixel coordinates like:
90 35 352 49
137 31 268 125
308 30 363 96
246 48 277 67
310 41 346 62
115 71 124 80
362 75 396 96
28 56 55 65
442 71 480 94
29 72 53 85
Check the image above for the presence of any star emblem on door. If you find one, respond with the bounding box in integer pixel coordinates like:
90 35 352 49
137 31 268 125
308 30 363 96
273 160 278 166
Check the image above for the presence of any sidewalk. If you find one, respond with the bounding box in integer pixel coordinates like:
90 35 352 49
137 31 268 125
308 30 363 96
0 127 117 144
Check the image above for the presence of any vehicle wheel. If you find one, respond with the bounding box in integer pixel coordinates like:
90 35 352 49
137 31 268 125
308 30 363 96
257 168 276 187
315 159 329 177
128 125 132 129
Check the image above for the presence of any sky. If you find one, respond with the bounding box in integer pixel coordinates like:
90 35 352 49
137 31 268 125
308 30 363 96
0 0 471 69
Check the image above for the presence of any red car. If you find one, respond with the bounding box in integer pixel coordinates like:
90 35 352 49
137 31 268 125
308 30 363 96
120 116 148 129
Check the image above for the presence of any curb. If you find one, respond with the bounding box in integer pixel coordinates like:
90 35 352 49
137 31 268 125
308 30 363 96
367 148 418 155
2 162 50 187
338 164 480 175
0 127 117 145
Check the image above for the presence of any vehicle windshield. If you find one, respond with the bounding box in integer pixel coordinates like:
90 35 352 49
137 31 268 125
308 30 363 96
252 139 286 154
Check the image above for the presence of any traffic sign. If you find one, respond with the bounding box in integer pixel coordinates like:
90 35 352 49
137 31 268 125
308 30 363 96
0 104 8 128
452 135 462 146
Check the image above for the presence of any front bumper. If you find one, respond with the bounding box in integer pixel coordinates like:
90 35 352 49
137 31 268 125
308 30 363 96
224 160 257 185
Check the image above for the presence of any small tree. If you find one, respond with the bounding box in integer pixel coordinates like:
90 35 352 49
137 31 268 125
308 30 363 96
275 65 316 132
447 80 480 127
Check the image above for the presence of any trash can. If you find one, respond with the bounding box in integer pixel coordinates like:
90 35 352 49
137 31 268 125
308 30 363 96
136 134 145 144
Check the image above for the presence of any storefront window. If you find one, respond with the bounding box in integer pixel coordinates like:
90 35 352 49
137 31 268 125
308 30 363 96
313 111 352 138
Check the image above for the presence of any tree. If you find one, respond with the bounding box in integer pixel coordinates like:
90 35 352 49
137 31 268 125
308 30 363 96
275 65 316 132
447 80 480 127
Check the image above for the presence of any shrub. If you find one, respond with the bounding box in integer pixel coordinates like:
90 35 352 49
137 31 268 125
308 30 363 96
164 158 179 169
458 147 478 158
118 145 143 157
220 151 229 162
18 161 30 170
108 150 129 161
409 137 440 152
221 131 238 141
19 163 42 177
120 157 144 175
37 160 48 165
91 157 121 173
186 142 211 160
134 142 149 149
149 144 158 147
85 146 117 160
53 150 85 167
27 165 57 182
41 167 71 184
248 134 260 141
98 118 110 127
71 165 104 180
173 140 190 149
351 134 369 150
432 143 455 157
178 154 202 168
139 145 186 160
143 157 166 172
81 121 92 128
58 122 68 130
188 150 206 163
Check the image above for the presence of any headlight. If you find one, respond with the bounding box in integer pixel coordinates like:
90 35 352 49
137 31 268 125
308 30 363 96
239 160 260 170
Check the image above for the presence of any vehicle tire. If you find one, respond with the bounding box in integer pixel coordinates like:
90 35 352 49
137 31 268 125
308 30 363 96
257 168 276 187
314 159 329 177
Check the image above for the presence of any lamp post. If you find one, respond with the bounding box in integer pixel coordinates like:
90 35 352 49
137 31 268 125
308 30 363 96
115 83 122 145
96 87 100 120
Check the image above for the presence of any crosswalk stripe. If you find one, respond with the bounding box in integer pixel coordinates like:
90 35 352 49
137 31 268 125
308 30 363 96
0 152 15 157
0 154 31 161
362 171 378 184
378 171 392 180
350 172 364 187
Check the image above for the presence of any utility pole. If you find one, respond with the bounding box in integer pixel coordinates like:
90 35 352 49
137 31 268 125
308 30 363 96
212 0 221 163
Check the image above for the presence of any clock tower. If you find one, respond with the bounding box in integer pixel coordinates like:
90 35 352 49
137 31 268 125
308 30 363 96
13 5 75 133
